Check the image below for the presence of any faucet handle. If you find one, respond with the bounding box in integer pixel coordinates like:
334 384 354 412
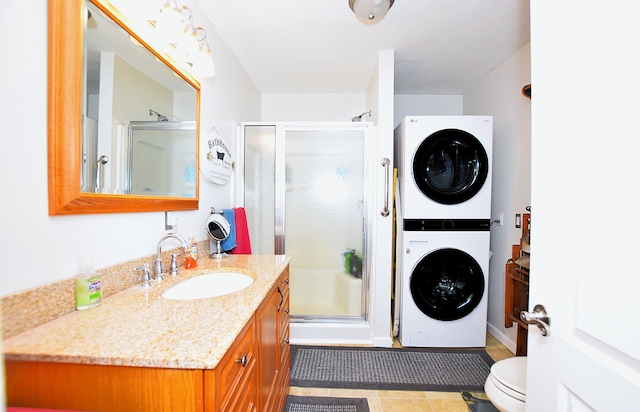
134 264 153 288
153 258 165 282
169 254 179 276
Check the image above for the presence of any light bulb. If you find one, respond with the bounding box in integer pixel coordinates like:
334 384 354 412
191 43 215 78
350 0 393 24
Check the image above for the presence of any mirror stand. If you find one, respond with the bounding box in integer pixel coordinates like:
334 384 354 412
210 240 228 260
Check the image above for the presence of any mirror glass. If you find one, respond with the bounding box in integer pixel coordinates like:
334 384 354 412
82 1 197 197
206 213 231 241
206 213 231 259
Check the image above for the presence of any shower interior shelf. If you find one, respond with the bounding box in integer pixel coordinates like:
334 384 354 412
504 212 531 356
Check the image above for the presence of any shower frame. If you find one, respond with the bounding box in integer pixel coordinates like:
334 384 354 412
127 121 196 197
240 122 380 344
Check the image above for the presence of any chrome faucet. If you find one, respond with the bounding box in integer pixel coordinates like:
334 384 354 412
155 233 190 280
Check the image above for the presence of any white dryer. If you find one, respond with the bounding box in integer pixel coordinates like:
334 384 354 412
397 228 490 347
395 116 493 219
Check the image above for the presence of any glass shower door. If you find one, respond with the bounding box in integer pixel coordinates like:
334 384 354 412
285 130 365 318
244 125 276 256
128 121 196 197
243 124 369 320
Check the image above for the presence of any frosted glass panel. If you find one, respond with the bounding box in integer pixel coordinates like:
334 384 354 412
285 130 364 317
129 123 196 197
244 125 276 255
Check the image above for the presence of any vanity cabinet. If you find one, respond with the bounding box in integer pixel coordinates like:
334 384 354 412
4 361 205 411
205 317 257 412
256 268 290 412
276 271 291 410
5 267 291 412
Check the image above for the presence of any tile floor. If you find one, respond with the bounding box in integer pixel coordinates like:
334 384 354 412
288 333 514 412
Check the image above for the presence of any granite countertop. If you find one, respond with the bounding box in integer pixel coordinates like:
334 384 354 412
2 254 291 370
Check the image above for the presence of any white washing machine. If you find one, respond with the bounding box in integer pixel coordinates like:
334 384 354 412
397 228 490 347
395 116 493 220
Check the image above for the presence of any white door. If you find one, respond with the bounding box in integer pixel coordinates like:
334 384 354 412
528 2 640 410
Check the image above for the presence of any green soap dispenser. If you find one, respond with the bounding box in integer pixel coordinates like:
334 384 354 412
76 258 102 310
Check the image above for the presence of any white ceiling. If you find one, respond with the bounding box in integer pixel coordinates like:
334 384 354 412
198 0 530 95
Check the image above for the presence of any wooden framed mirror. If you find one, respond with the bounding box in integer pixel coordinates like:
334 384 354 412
48 0 200 215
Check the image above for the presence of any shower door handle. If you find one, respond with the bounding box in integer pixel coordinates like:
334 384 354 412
381 158 390 217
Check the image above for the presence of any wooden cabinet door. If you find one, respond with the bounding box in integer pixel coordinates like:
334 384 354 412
275 269 291 412
205 318 257 412
257 283 279 412
5 361 204 412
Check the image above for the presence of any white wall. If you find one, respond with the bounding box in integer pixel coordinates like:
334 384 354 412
0 0 260 297
262 93 366 122
394 95 463 127
367 51 395 347
464 44 532 352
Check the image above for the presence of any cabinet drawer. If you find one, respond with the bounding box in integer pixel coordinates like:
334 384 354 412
278 293 289 341
221 358 257 412
278 291 289 330
278 271 290 297
277 269 290 338
216 320 256 410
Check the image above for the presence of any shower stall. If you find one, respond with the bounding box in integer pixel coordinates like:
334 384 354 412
242 123 387 344
81 120 196 197
127 121 196 197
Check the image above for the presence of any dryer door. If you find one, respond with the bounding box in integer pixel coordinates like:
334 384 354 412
410 248 485 321
412 129 488 205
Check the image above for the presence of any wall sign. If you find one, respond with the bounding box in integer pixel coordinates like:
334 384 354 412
201 127 233 185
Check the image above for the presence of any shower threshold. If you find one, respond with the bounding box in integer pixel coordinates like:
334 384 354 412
289 318 374 346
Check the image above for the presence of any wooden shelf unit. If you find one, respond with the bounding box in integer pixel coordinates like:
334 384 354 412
504 213 531 356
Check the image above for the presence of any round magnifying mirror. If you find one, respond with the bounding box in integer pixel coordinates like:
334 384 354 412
206 213 230 259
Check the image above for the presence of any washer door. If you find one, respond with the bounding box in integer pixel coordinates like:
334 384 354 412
410 248 485 321
412 129 489 205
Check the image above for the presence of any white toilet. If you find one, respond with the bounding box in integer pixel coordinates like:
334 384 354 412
484 356 527 412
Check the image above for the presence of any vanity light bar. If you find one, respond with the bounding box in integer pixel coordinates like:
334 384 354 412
105 0 215 78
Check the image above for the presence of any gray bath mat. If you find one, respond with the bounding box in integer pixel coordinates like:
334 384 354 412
285 395 370 412
290 345 493 392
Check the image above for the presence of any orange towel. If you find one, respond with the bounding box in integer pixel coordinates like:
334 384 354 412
230 207 252 254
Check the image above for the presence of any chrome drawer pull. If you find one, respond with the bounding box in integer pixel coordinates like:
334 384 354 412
237 355 247 367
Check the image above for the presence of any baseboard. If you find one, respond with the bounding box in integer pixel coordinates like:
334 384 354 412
486 322 517 354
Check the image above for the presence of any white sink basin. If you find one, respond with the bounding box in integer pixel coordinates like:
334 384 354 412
162 271 254 300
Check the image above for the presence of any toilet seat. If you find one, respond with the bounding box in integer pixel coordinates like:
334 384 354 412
484 356 527 412
490 356 527 401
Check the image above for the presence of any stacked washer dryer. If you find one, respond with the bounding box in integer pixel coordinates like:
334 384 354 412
394 115 492 347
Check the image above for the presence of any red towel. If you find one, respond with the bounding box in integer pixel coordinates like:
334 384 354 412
231 207 252 254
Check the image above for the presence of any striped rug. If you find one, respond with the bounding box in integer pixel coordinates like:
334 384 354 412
285 396 369 412
290 345 493 392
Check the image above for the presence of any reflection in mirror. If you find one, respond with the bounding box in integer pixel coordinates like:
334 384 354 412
82 1 197 197
128 121 196 197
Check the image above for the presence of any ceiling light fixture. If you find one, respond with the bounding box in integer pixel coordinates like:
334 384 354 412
349 0 394 24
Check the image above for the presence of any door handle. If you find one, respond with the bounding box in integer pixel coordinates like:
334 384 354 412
520 304 550 336
381 158 390 217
